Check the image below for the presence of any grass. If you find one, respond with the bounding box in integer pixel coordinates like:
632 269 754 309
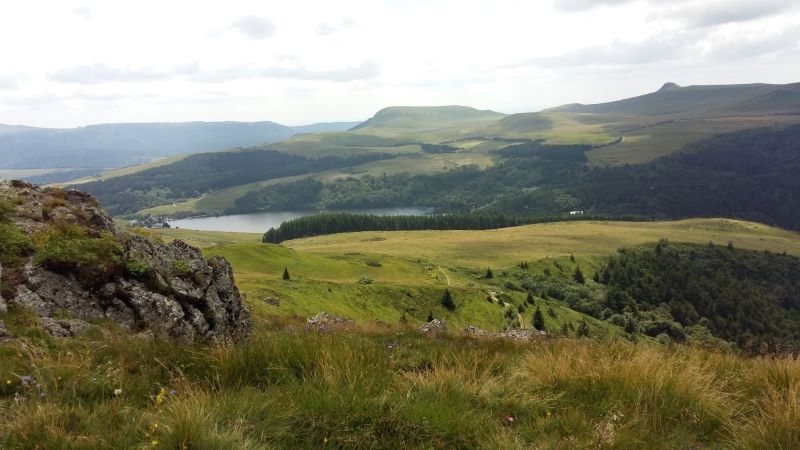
287 218 800 267
1 316 799 449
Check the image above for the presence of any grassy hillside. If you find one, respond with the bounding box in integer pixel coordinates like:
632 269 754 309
286 218 800 267
4 217 800 448
72 82 800 218
3 318 799 449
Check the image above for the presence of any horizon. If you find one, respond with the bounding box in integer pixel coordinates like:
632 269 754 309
3 80 798 129
1 0 799 128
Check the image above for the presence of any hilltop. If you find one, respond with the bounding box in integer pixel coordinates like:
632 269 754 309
0 120 360 177
57 81 800 221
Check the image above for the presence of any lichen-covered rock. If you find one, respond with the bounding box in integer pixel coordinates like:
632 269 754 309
0 180 251 343
0 262 6 315
462 325 546 341
305 312 354 332
419 319 447 335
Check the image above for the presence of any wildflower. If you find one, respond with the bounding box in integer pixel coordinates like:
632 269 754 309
39 392 46 398
150 439 159 447
114 388 123 396
169 389 177 396
21 375 32 386
155 387 167 406
505 416 514 423
5 380 10 385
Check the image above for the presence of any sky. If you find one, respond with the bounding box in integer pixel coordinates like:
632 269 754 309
0 0 798 128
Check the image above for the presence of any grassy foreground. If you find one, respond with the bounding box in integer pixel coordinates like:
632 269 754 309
1 314 798 449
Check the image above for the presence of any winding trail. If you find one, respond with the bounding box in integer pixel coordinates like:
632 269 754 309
437 266 451 286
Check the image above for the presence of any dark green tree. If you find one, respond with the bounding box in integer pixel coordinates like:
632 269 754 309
533 307 545 331
573 266 585 284
485 267 493 279
526 292 535 305
576 319 590 337
441 288 456 310
282 267 291 280
426 310 434 322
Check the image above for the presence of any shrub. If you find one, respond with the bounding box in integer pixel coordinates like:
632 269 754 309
0 223 31 259
357 276 374 285
32 223 123 286
171 259 192 277
441 289 455 310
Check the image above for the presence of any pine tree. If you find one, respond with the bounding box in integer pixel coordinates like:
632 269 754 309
427 311 434 322
282 267 291 280
441 289 456 310
573 266 585 284
526 292 535 305
485 267 493 279
576 319 590 338
533 307 545 331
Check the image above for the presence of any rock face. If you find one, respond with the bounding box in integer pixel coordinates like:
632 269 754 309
464 325 546 341
419 319 447 335
0 180 251 343
305 312 354 332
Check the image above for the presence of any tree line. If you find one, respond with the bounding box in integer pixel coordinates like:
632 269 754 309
261 212 649 243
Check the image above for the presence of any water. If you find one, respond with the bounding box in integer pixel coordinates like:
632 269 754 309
168 207 434 233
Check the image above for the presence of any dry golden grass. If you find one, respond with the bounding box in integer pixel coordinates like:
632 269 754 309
287 218 800 267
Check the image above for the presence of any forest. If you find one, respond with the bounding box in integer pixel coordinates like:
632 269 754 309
81 150 393 215
261 212 641 243
597 241 800 352
234 125 800 232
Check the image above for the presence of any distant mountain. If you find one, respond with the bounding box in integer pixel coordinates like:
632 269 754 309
548 82 800 117
350 106 504 134
0 120 361 170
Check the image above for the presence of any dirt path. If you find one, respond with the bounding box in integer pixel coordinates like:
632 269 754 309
438 266 451 286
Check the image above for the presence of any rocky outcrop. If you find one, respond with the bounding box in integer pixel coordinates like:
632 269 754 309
305 312 354 332
0 262 6 315
464 325 546 341
0 180 251 343
419 319 447 335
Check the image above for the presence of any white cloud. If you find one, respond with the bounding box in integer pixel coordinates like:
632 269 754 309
230 15 275 39
0 0 798 127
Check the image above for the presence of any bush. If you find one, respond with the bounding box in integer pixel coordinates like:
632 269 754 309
171 259 192 277
357 276 374 285
0 223 31 259
32 223 123 286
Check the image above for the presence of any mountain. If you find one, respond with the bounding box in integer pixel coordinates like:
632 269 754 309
0 120 361 170
70 81 800 219
548 82 800 117
350 105 505 138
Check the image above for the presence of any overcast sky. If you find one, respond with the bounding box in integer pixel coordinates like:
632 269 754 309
1 0 798 128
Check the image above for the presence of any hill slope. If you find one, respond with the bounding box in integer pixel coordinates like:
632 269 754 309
0 120 360 170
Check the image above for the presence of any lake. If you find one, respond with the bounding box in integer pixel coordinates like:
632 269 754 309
168 207 434 233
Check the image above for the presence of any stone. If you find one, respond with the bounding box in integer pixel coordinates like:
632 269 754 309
419 319 447 335
305 312 354 332
0 262 6 315
0 319 8 339
0 180 252 343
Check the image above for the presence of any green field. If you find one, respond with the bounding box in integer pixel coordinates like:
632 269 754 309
144 218 800 331
286 218 800 267
5 217 800 448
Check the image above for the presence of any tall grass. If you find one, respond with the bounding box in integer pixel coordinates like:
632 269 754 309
1 319 799 449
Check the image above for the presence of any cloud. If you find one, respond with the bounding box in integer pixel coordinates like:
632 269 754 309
704 27 800 60
52 64 172 84
552 0 639 13
665 0 796 28
230 16 275 39
508 34 695 69
315 23 335 36
72 6 92 19
0 74 18 90
260 60 380 82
